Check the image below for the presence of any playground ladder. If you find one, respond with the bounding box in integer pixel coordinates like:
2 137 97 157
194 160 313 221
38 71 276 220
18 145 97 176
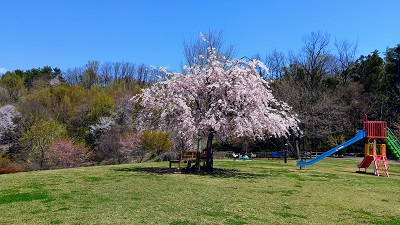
374 156 389 177
385 128 400 160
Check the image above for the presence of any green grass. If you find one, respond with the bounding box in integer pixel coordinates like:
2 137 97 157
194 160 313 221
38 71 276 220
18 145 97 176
0 158 400 224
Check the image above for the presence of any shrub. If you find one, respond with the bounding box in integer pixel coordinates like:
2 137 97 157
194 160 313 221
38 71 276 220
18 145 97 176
0 164 27 174
119 131 143 162
0 159 28 174
47 139 89 169
140 130 173 156
92 126 122 164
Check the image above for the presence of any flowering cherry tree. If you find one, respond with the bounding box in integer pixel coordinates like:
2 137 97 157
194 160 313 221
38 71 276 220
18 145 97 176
135 50 299 171
48 139 88 168
0 104 19 144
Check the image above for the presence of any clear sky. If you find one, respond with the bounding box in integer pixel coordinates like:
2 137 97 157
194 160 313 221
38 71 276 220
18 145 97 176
1 0 399 74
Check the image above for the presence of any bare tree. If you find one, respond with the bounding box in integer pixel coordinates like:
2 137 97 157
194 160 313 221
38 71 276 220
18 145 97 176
183 30 236 67
120 62 134 81
113 62 121 81
289 31 334 90
99 62 113 86
334 39 358 83
124 62 136 82
64 67 84 86
273 31 359 151
136 64 149 86
265 49 287 80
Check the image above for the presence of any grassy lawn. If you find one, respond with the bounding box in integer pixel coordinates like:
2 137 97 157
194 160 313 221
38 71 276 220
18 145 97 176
0 157 399 225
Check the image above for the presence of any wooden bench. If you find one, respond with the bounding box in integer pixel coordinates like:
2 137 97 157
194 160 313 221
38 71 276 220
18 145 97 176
169 151 207 169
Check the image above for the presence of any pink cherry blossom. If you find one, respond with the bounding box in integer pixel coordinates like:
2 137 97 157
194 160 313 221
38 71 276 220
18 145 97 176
134 51 299 170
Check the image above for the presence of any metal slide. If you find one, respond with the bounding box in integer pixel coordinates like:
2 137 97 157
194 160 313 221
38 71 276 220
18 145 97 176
385 128 400 160
297 130 366 169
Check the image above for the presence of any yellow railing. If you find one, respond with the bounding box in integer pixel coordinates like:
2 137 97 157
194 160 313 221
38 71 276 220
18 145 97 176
365 143 386 156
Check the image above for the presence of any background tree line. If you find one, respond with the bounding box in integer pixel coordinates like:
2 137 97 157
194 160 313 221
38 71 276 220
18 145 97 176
0 30 399 173
0 61 172 172
269 32 400 154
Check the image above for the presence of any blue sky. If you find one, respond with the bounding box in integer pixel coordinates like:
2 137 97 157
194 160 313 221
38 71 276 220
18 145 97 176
0 0 399 74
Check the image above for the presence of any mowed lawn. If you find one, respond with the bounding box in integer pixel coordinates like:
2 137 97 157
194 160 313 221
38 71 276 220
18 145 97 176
0 157 400 225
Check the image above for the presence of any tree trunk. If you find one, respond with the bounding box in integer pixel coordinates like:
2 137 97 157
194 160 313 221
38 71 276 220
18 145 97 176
296 139 300 160
205 132 214 172
40 145 44 170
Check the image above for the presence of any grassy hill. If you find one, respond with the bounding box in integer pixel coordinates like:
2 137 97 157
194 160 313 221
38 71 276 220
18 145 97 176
0 158 399 224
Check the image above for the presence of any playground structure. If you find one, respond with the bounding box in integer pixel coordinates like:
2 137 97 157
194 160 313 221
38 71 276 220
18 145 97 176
296 115 400 176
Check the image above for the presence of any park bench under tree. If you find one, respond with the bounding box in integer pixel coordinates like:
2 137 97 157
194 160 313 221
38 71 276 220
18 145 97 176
169 151 208 170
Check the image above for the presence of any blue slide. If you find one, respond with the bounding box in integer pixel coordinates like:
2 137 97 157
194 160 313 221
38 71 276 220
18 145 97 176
296 130 366 169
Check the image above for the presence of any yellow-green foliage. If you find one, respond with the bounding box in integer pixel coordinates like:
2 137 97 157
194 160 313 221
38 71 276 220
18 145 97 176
0 72 26 102
87 91 114 124
140 130 172 155
18 119 67 169
105 79 142 96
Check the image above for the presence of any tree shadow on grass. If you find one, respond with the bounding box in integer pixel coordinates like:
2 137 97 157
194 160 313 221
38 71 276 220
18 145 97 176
114 167 270 179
